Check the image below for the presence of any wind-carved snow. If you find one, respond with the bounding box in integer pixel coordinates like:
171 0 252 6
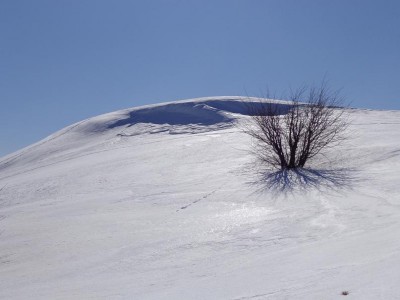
0 97 400 299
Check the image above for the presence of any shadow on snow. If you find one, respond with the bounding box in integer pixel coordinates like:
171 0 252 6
249 167 358 195
107 100 292 129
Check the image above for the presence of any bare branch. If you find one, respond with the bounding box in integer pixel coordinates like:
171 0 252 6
244 84 349 170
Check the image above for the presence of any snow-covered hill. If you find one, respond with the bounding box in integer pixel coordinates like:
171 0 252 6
1 97 400 299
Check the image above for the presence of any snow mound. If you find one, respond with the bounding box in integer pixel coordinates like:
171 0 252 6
75 96 292 133
1 97 400 299
0 97 291 174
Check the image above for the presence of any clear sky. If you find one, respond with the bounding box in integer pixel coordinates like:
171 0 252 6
1 0 399 156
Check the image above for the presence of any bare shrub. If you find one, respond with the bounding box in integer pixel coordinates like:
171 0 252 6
244 83 349 170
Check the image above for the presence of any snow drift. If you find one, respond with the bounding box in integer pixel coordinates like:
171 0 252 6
1 97 400 299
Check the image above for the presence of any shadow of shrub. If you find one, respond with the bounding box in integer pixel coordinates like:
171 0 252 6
248 167 359 196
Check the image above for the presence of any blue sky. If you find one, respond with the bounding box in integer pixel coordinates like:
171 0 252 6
1 0 399 156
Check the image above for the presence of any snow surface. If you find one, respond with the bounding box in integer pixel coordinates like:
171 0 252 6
1 96 400 299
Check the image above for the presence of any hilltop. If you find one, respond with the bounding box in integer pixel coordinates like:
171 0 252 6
1 97 400 299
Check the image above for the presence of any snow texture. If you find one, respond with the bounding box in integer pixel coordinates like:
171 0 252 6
1 96 400 299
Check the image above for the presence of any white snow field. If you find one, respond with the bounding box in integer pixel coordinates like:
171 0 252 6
1 97 400 299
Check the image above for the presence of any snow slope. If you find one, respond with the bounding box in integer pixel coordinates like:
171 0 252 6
1 97 400 299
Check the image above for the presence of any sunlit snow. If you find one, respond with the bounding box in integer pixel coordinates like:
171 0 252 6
1 97 400 299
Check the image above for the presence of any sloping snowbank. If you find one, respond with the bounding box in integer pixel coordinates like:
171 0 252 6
0 97 400 299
